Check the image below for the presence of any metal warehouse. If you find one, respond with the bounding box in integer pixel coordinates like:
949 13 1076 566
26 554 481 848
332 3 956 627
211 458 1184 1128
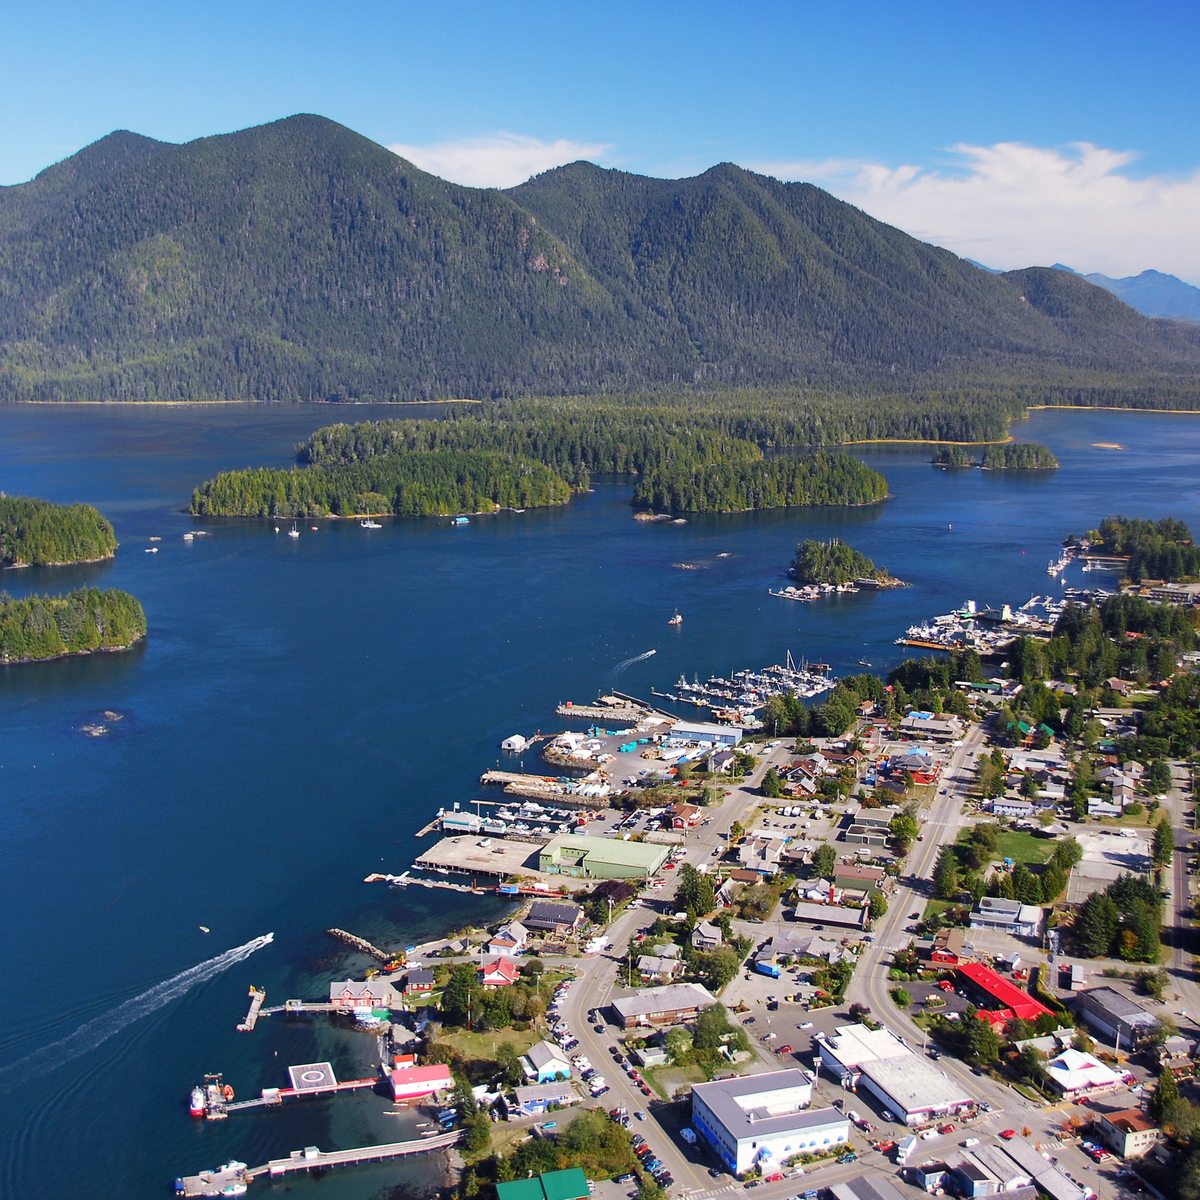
538 834 669 880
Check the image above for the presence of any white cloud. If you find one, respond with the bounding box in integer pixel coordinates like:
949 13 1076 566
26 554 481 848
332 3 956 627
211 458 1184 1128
388 132 613 189
752 142 1200 285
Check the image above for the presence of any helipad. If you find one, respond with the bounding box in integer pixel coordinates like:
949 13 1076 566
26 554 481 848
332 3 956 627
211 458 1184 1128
288 1061 338 1091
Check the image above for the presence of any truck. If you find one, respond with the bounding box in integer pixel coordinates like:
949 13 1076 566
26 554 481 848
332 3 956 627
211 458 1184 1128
756 961 782 979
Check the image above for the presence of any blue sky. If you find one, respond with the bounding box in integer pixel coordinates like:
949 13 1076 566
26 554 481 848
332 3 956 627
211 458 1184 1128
3 1 1199 279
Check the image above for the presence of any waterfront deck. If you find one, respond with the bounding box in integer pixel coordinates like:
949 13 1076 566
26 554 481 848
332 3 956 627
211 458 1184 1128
413 834 542 879
247 1129 461 1180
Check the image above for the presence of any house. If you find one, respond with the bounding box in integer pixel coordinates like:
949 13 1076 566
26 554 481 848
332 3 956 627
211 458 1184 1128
1044 1048 1128 1099
791 900 867 929
691 1070 846 1175
511 1082 577 1116
729 867 763 885
487 921 528 956
707 749 736 774
329 979 402 1010
1095 1109 1160 1158
611 982 716 1029
390 1061 455 1102
523 901 585 935
1105 677 1133 695
1153 1035 1195 1075
692 921 723 951
479 957 521 988
739 834 785 873
522 1040 572 1083
899 713 964 742
1088 797 1123 818
969 896 1043 938
834 864 886 892
989 797 1036 818
668 802 702 829
931 927 976 966
637 954 684 983
1073 986 1161 1050
856 700 877 718
404 968 434 995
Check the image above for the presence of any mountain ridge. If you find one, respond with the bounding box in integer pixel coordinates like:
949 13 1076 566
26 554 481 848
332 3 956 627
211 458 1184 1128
0 113 1196 403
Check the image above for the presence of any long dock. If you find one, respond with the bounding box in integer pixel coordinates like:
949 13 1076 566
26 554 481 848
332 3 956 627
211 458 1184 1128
225 1077 378 1112
247 1130 461 1180
237 988 266 1032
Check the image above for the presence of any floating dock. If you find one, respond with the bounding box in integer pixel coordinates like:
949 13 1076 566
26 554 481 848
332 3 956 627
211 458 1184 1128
237 987 265 1032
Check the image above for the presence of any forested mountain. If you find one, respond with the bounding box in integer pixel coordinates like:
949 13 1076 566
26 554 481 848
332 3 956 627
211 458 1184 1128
1 113 1198 403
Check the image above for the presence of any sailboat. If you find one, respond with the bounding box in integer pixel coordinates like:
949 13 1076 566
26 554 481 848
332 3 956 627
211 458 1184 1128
360 518 382 529
668 610 682 626
287 522 300 539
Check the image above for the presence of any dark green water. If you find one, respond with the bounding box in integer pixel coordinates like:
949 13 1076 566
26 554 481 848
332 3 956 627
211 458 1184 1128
0 403 1198 1198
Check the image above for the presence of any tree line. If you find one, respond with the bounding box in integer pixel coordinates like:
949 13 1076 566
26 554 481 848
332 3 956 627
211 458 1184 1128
0 587 146 662
0 496 118 567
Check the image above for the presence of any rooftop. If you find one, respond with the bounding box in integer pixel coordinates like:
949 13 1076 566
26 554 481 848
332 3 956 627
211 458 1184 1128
611 982 716 1019
543 834 669 869
692 1070 835 1142
1076 985 1160 1027
957 963 1051 1020
858 1055 974 1113
830 1172 907 1200
816 1023 910 1069
1102 1108 1158 1133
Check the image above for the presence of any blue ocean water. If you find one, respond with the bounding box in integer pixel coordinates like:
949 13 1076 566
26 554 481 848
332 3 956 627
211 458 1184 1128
0 403 1198 1198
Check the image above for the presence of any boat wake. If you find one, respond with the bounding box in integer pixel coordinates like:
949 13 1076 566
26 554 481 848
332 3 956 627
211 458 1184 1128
611 649 656 676
1 933 274 1085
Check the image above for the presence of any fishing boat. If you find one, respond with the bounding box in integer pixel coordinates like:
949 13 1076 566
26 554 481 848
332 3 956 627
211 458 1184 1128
287 523 300 539
360 518 382 529
189 1086 206 1117
668 610 682 626
858 659 872 666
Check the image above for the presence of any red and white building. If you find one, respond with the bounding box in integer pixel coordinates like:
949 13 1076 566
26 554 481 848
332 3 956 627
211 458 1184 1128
390 1060 455 1103
479 957 521 988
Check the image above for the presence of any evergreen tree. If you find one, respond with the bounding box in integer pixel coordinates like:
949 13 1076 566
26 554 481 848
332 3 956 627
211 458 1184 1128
1149 1067 1181 1123
812 843 837 879
1076 892 1120 957
1153 818 1175 868
933 846 960 900
968 1018 1001 1064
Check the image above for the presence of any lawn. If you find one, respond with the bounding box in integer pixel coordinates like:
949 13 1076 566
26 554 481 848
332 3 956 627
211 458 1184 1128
435 1026 540 1062
958 826 1057 866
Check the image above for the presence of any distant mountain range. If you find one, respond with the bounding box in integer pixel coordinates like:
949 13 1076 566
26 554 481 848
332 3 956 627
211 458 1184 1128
969 259 1200 324
0 113 1198 402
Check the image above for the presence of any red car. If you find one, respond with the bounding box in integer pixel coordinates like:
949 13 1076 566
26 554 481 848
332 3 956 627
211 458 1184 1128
938 1124 955 1135
778 1044 793 1054
999 1130 1016 1140
664 863 676 870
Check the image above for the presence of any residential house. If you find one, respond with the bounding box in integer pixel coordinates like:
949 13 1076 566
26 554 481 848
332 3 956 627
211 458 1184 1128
1153 1035 1195 1076
637 954 684 983
404 969 434 995
522 1040 572 1083
707 749 736 774
969 896 1043 938
487 921 528 956
611 982 717 1029
692 921 723 950
668 802 702 829
739 835 785 873
931 928 976 966
524 901 585 936
989 797 1036 818
512 1082 577 1116
479 957 521 988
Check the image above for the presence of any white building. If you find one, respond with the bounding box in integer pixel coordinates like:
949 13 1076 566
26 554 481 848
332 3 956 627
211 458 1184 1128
690 1069 848 1175
969 896 1043 938
814 1024 973 1126
666 721 744 747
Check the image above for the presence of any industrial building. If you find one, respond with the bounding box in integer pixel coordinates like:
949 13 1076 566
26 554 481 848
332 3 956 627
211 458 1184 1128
389 1061 455 1102
610 982 716 1029
666 721 744 747
538 834 669 880
691 1070 847 1175
814 1024 973 1126
1072 986 1161 1050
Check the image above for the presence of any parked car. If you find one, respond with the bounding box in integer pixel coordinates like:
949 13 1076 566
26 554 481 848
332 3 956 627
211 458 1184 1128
999 1130 1016 1140
680 1127 697 1144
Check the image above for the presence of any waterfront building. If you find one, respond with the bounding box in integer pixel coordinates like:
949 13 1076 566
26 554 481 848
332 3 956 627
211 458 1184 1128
666 721 744 747
611 982 716 1028
404 968 434 994
511 1082 577 1116
690 1069 845 1175
539 835 669 880
487 921 529 955
496 1168 590 1200
329 979 401 1009
389 1061 454 1102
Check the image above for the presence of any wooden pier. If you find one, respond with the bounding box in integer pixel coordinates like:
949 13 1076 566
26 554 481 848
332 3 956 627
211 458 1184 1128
237 987 266 1032
246 1129 461 1180
225 1076 378 1112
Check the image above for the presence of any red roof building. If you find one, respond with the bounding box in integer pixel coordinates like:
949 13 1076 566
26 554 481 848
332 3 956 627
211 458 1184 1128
480 957 521 988
957 963 1051 1023
390 1062 455 1102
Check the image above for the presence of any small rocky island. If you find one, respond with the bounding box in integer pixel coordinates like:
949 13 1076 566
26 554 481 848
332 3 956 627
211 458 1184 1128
0 495 119 567
788 537 904 587
932 442 1059 470
0 587 146 664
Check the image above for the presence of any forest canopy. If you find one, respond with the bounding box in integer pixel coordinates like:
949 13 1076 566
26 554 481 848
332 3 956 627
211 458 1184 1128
0 587 146 663
980 443 1059 470
790 538 888 584
0 496 118 567
1091 515 1200 582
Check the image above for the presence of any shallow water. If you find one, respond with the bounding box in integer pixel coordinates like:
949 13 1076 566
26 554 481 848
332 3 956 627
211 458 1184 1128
0 402 1197 1198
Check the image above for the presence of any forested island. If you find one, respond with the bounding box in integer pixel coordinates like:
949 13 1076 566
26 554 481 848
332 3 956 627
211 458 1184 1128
194 400 889 517
0 587 146 664
789 538 897 585
1087 515 1200 582
932 442 1058 470
0 496 118 567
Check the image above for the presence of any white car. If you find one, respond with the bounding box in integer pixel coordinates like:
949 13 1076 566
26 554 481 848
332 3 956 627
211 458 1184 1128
920 1128 937 1140
963 1138 980 1148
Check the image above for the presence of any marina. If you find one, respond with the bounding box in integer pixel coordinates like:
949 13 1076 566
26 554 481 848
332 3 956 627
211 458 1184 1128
653 650 836 721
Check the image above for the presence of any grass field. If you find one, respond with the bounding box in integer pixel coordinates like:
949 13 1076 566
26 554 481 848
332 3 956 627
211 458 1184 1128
435 1027 540 1061
957 826 1058 866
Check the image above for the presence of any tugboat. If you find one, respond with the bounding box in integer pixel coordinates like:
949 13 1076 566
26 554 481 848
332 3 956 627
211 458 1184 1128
668 610 683 626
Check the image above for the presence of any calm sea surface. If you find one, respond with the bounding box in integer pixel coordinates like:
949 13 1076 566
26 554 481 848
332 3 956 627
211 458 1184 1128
1 403 1199 1198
